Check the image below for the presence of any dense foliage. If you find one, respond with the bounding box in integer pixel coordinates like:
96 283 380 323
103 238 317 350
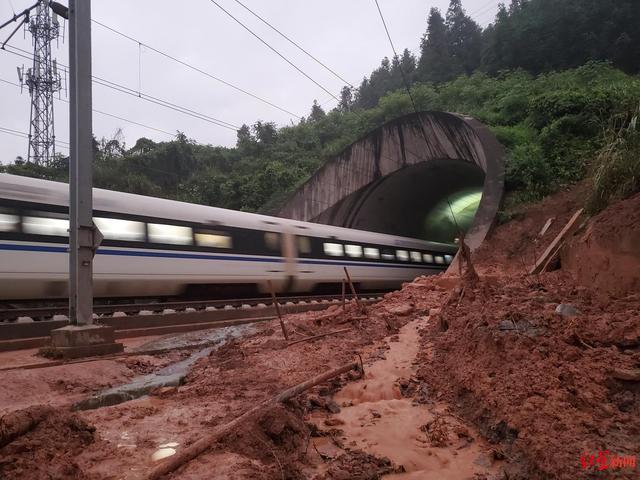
3 0 639 213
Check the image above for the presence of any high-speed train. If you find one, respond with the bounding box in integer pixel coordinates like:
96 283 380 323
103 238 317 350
0 173 457 301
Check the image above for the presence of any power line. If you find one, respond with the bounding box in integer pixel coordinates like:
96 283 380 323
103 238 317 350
467 0 499 17
0 124 69 146
0 125 69 151
0 77 20 88
0 125 28 137
207 0 340 102
1 75 177 139
91 19 301 119
2 44 241 131
91 76 240 130
369 1 450 166
230 0 353 88
372 0 422 120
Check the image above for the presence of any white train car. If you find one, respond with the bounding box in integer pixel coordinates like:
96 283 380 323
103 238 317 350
0 173 457 301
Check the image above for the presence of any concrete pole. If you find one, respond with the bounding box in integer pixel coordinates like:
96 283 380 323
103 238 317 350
68 0 94 325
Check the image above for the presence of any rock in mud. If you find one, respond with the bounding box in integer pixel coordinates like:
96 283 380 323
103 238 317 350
555 303 579 317
324 418 345 427
308 395 327 409
326 400 341 414
611 367 640 382
498 320 517 331
385 304 415 316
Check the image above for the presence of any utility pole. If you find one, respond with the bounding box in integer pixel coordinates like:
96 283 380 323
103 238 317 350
68 0 98 326
49 0 120 358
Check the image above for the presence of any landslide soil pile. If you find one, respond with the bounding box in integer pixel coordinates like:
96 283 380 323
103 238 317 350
419 273 639 479
472 184 588 276
563 191 640 295
0 409 97 480
416 188 640 479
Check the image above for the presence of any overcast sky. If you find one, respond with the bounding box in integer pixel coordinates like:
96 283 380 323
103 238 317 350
0 0 500 163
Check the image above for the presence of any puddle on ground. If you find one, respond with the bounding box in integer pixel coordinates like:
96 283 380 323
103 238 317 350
73 325 253 411
314 318 500 479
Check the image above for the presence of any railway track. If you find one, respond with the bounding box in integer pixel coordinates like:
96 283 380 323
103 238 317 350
0 293 387 322
0 293 384 352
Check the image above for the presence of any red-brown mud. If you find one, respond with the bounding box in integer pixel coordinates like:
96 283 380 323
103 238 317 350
419 187 640 479
0 185 638 479
563 192 640 295
0 409 97 479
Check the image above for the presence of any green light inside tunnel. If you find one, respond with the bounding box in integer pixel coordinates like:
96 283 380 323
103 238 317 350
422 187 484 244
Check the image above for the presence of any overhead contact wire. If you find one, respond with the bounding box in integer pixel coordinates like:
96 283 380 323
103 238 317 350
91 19 301 118
231 0 353 88
207 0 340 102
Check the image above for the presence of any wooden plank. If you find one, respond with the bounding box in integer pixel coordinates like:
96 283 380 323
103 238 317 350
540 242 564 273
529 209 584 275
538 217 554 237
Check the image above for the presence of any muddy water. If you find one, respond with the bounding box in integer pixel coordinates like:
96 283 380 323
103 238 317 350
74 324 254 411
327 319 499 479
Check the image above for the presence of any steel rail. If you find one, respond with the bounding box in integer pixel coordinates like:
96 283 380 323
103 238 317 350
0 292 388 322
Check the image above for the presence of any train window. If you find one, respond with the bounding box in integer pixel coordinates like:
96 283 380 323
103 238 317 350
323 242 343 256
22 216 69 236
434 255 445 265
381 249 395 260
364 247 380 259
297 236 312 254
410 251 422 262
444 254 453 264
396 250 409 261
264 232 281 251
0 212 19 232
345 244 363 258
94 217 145 242
423 253 434 263
195 231 233 248
148 223 193 245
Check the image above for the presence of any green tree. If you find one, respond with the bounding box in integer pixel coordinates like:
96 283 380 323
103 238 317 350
445 0 482 75
417 8 456 83
337 86 353 112
308 100 326 122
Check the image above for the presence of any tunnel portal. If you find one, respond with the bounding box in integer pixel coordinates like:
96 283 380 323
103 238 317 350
278 111 505 250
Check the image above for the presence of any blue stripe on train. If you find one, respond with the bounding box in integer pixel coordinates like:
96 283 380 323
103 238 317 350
0 243 445 270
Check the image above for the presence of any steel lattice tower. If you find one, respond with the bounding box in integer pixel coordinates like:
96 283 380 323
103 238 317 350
21 0 62 165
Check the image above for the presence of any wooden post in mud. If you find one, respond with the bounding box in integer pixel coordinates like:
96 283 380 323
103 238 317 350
341 279 346 314
267 280 289 341
148 361 359 480
457 230 479 284
343 267 366 314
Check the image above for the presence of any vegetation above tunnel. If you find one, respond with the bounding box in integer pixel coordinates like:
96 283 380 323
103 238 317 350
3 0 639 216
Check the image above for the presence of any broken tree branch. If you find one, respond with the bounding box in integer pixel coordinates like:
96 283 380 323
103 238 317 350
0 405 53 448
148 361 359 479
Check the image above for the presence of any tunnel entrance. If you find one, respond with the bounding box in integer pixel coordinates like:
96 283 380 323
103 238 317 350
279 111 505 252
318 159 485 244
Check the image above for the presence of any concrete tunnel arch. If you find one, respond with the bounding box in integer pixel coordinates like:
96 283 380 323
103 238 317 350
277 111 505 250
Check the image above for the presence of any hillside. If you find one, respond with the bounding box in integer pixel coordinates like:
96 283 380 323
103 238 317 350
2 0 639 217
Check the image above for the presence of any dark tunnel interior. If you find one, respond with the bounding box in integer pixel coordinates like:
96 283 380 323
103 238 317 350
315 159 485 244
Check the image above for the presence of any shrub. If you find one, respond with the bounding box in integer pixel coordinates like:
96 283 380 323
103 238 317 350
587 107 640 212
